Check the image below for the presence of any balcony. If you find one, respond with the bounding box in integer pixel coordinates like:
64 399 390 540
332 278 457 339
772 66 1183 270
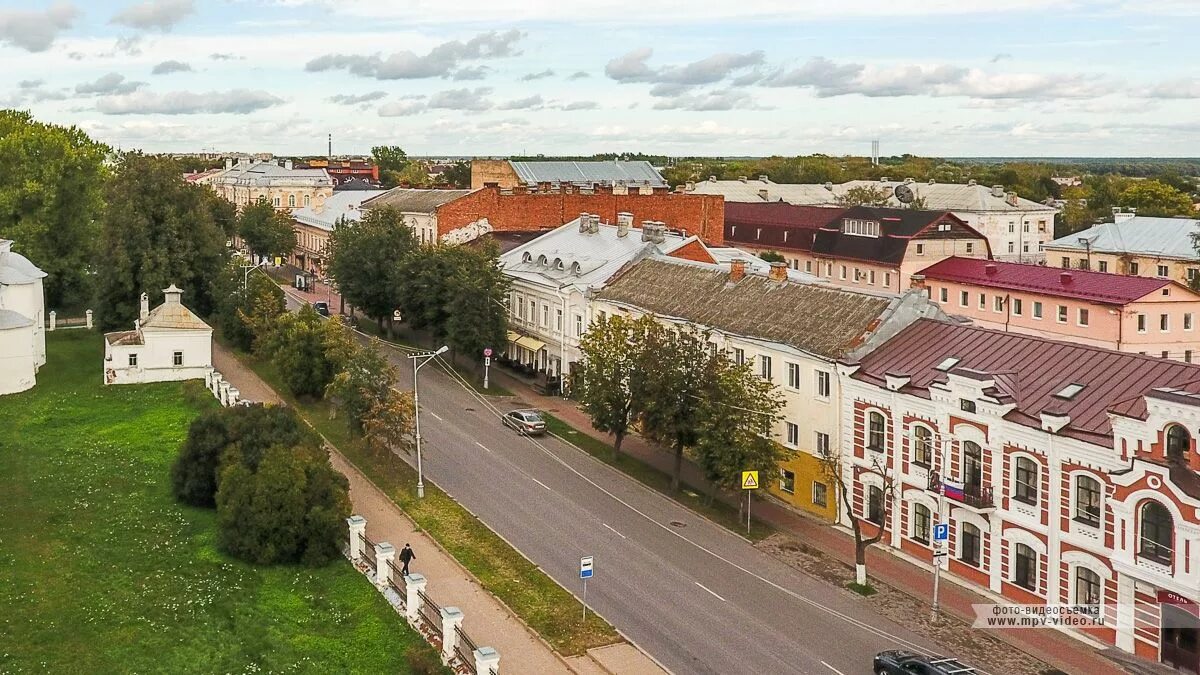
928 470 995 510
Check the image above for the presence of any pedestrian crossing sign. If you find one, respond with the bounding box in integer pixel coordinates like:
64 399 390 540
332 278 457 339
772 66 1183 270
741 471 759 490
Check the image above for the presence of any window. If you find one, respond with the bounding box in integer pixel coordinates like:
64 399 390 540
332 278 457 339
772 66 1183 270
787 362 800 389
966 242 974 254
1137 314 1146 332
805 260 813 273
1158 264 1170 277
815 432 830 457
915 243 925 255
867 412 885 451
1012 298 1023 315
273 196 281 207
1190 268 1199 283
1033 301 1043 319
1057 305 1068 323
1166 424 1190 463
939 287 948 303
869 270 876 285
1014 457 1038 505
1074 475 1101 527
1130 261 1139 275
529 300 535 322
128 353 138 367
839 265 847 280
960 399 977 413
1061 256 1071 269
1008 222 1015 233
1186 313 1194 331
884 273 891 287
815 371 831 398
963 441 983 489
960 291 969 307
1078 308 1089 326
288 194 296 208
978 293 986 310
780 469 795 494
303 194 310 207
555 308 563 332
1078 258 1090 271
172 351 184 367
960 522 981 565
812 481 828 507
760 355 773 380
1056 383 1085 399
1139 501 1173 565
574 314 583 337
994 296 1004 312
1023 223 1030 233
733 348 745 366
1008 242 1015 254
843 219 881 237
912 503 931 544
1014 543 1037 591
1161 314 1170 332
1075 567 1101 608
1098 260 1108 273
1189 351 1194 364
912 426 932 466
867 485 884 525
541 305 549 327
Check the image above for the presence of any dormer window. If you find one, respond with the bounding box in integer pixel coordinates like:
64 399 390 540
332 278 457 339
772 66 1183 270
935 357 960 371
843 219 880 238
960 399 977 413
537 254 548 266
521 252 532 263
553 258 565 271
1055 383 1085 400
1166 424 1190 463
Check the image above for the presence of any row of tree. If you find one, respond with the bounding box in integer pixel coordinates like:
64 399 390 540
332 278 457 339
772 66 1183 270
370 145 470 189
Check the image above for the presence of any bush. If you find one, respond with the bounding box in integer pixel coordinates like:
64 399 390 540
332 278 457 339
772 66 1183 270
259 305 336 399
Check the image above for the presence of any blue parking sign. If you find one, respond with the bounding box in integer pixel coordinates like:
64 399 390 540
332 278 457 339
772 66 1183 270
933 523 949 542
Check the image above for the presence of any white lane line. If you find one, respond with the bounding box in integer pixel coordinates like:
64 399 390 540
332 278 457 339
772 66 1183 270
429 411 444 422
475 441 491 453
602 523 626 539
531 477 551 491
695 582 726 602
821 662 846 675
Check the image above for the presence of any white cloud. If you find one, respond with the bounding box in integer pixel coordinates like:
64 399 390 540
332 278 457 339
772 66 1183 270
0 3 78 52
111 0 195 31
76 73 146 96
1142 78 1200 99
378 99 427 117
329 91 388 105
305 30 522 80
521 69 555 81
499 94 544 110
561 100 599 111
651 89 762 111
567 71 590 80
427 87 492 111
95 89 284 115
151 59 192 75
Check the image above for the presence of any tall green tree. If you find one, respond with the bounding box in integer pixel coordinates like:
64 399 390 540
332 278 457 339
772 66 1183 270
260 305 337 399
1119 180 1195 218
442 160 471 188
326 206 417 339
95 153 230 329
325 337 397 433
214 261 286 352
0 110 109 308
444 242 510 367
238 197 295 260
576 314 655 458
371 145 409 188
835 185 893 207
396 245 460 342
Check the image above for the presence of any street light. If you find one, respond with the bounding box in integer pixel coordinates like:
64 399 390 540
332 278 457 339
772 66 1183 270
409 345 448 498
242 259 268 290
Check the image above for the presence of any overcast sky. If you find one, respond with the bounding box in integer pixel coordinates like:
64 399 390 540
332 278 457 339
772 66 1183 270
1 0 1198 157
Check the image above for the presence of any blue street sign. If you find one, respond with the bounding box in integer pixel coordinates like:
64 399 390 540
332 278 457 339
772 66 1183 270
580 556 594 579
933 523 949 542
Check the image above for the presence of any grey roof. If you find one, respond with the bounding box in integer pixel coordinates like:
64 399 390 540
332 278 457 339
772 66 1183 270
689 178 1057 214
292 189 386 231
142 287 210 331
360 188 472 214
213 161 333 188
1044 216 1200 261
0 240 47 285
596 257 900 360
0 308 34 330
510 161 667 187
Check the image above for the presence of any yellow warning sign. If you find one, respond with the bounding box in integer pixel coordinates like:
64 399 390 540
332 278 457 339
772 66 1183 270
741 471 759 490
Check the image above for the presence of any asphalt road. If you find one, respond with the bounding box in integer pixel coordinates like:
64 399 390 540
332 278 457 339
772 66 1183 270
285 296 955 675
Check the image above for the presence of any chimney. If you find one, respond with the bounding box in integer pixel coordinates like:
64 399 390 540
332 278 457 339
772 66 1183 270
738 176 747 183
880 176 890 183
823 182 833 191
1060 271 1073 284
730 259 747 282
578 212 591 233
139 292 149 320
768 261 787 282
991 184 1005 198
759 175 769 183
685 181 695 192
968 179 977 186
616 212 633 237
985 263 998 275
641 221 655 242
1040 411 1071 434
928 178 936 185
163 284 183 305
708 175 717 183
1006 191 1019 207
884 372 911 391
758 188 769 201
224 157 233 171
904 177 914 184
284 159 293 171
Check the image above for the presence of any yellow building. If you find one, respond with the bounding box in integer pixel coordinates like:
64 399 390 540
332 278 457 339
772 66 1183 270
1044 211 1200 286
209 158 334 211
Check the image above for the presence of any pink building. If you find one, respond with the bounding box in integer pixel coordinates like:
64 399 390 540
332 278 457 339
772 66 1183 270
724 204 989 295
918 257 1200 363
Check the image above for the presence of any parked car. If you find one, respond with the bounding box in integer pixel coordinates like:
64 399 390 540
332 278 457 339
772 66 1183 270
502 409 546 435
873 651 976 675
313 301 330 317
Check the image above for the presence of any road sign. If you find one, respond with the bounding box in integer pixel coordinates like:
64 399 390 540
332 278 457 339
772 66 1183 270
393 309 402 319
580 556 594 579
933 550 948 568
273 256 282 267
741 471 759 490
483 347 493 357
485 357 491 366
933 523 949 542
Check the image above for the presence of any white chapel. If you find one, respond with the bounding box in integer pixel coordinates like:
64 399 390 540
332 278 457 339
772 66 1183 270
0 239 47 395
103 285 213 385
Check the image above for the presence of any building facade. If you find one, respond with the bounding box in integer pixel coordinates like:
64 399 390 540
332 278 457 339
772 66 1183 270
841 319 1200 671
103 286 213 386
1044 211 1200 287
359 188 473 246
0 239 46 395
290 189 386 278
209 159 334 211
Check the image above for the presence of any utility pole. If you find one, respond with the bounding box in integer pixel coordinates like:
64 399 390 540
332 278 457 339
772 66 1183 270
409 346 448 498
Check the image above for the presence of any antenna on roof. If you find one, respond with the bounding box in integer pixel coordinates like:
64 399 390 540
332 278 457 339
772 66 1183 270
328 133 332 160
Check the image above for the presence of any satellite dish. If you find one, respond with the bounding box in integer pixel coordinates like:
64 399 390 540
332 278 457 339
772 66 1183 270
894 184 915 204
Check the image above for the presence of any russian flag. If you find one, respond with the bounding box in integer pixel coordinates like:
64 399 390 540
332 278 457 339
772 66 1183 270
944 479 965 501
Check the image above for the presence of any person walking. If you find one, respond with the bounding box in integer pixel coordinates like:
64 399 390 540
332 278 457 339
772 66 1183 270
399 543 416 576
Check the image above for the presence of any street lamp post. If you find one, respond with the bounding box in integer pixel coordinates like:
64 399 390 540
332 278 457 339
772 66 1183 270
409 345 448 499
243 260 268 290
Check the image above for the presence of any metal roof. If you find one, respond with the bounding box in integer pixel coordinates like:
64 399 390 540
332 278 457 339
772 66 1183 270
142 286 210 331
919 256 1180 305
360 188 472 214
213 161 333 188
292 190 386 231
1044 216 1200 261
689 178 1057 214
510 161 667 187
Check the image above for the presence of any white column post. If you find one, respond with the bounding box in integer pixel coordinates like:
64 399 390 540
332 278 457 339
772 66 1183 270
474 646 500 674
48 311 56 331
1115 572 1135 652
211 373 223 396
347 515 366 561
226 387 240 406
85 309 93 330
405 573 427 625
440 606 463 664
375 542 395 588
205 370 214 389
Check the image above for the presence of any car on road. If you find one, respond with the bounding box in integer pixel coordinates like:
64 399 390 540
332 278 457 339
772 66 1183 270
502 409 546 435
313 301 330 317
873 651 976 675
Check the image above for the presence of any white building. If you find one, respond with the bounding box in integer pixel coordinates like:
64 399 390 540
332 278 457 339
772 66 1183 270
687 176 1058 263
0 239 47 395
103 285 213 386
359 188 473 245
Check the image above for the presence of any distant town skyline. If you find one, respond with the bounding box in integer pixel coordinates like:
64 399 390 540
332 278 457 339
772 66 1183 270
1 0 1198 157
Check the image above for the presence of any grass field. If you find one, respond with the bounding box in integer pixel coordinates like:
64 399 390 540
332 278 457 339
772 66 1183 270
0 331 439 674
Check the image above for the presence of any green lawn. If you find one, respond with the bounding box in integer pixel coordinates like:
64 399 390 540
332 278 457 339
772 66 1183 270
0 331 437 674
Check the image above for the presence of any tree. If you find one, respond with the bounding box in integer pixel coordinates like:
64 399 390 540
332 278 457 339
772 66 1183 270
820 451 897 587
576 314 654 458
95 153 230 329
214 261 286 352
396 245 460 342
326 337 397 432
363 388 417 455
0 110 109 309
694 355 788 522
260 305 336 399
372 145 409 188
1119 180 1195 218
443 243 510 368
396 162 431 187
757 250 786 264
835 185 893 207
326 206 417 339
237 197 295 260
442 160 471 188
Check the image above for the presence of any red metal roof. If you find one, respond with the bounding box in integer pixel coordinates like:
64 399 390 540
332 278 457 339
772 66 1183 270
919 256 1176 305
724 202 845 229
851 319 1200 447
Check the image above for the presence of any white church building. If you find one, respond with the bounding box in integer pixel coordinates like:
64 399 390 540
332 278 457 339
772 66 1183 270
103 285 213 386
0 239 47 395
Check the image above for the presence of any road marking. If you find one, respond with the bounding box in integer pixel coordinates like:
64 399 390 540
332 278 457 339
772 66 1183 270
602 523 626 539
530 477 551 491
475 441 491 453
694 582 726 602
429 411 444 422
821 662 846 675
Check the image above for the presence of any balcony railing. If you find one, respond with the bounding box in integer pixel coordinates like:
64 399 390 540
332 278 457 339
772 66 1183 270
928 470 995 510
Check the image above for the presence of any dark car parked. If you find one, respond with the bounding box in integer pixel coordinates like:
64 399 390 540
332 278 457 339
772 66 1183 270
874 651 977 675
502 409 546 435
313 301 330 317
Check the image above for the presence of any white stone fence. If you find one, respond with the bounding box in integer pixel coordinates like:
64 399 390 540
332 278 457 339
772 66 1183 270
347 515 500 674
46 310 93 331
204 369 242 407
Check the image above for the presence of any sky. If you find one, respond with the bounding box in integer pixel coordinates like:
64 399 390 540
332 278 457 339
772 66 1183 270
1 0 1198 157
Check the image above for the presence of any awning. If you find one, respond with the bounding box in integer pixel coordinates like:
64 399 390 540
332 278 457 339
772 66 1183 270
515 336 546 352
506 331 521 344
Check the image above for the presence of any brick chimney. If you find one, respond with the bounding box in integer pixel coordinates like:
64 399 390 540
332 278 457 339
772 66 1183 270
768 261 787 282
730 259 747 282
616 212 633 238
1060 271 1073 284
985 263 998 275
758 188 769 201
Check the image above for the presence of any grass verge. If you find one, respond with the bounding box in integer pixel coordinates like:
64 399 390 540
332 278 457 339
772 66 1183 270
233 345 619 657
0 331 438 673
540 413 775 541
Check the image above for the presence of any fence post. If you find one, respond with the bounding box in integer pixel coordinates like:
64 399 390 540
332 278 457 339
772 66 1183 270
474 646 500 674
210 373 223 396
347 515 366 561
48 311 56 332
440 606 463 664
375 542 395 588
405 573 426 625
227 387 240 406
219 381 230 406
85 309 93 330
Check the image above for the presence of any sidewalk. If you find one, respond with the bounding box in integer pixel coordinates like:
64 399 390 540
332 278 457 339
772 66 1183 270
490 367 1123 675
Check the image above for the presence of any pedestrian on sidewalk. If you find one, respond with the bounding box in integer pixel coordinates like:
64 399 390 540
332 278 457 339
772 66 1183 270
399 543 416 576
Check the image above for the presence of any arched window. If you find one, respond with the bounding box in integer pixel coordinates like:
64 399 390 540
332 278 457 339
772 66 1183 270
303 194 310 207
960 522 981 566
867 485 884 525
1139 501 1174 565
1014 457 1038 505
1074 567 1101 608
1014 543 1037 591
288 194 296 208
963 441 983 491
868 412 885 451
1074 475 1101 527
1167 424 1190 462
912 426 932 466
912 503 931 543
